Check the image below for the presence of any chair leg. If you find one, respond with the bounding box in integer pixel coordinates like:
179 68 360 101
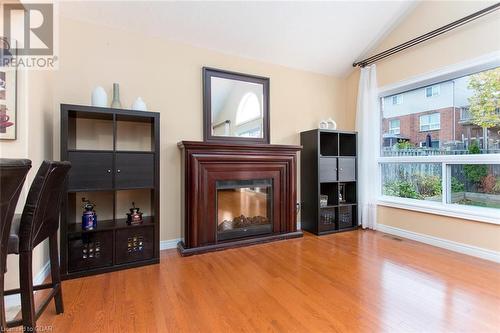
0 257 7 331
49 233 63 314
19 251 36 332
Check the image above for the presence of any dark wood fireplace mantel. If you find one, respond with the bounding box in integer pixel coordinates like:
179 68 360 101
178 141 303 255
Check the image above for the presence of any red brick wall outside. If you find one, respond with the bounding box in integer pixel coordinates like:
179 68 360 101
383 106 500 148
383 107 456 146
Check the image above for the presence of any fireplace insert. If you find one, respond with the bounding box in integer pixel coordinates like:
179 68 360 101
216 179 273 241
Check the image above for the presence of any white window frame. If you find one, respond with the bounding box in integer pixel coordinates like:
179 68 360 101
388 119 400 135
377 52 500 225
419 113 440 131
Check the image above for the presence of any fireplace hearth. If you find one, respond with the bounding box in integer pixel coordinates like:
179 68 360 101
216 178 273 241
178 141 302 255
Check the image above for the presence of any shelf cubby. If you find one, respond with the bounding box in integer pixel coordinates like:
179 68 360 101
320 182 338 206
338 182 357 205
115 189 153 220
67 110 114 151
68 191 114 225
116 114 155 152
339 133 356 156
319 132 338 156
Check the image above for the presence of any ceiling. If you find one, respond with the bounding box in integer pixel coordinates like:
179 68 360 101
59 1 417 77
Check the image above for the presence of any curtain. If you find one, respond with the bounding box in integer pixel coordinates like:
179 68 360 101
355 65 379 230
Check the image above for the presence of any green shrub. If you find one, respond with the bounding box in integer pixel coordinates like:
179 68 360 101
383 180 422 199
394 140 414 150
416 175 442 197
464 141 488 184
451 177 465 193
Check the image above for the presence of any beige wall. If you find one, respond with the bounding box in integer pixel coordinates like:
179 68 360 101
53 16 349 243
346 1 500 251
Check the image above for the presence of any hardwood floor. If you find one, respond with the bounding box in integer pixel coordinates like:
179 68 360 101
32 230 499 332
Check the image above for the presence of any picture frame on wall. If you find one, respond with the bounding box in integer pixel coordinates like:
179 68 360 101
0 38 17 140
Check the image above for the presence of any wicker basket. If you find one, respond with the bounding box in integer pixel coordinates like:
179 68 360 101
338 206 353 229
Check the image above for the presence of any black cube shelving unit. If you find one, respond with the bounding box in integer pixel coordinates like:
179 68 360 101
300 129 358 235
60 104 160 279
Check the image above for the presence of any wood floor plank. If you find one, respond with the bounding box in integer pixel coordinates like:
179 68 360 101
27 230 500 332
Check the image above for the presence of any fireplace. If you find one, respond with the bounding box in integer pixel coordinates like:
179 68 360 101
178 141 302 255
216 179 273 241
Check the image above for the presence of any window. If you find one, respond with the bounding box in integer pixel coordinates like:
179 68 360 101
238 127 261 137
382 163 442 202
425 85 440 97
420 140 440 148
419 113 440 131
448 164 500 209
388 119 400 135
379 64 500 223
235 92 261 125
392 95 403 105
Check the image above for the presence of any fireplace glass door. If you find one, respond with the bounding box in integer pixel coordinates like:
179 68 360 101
216 179 273 241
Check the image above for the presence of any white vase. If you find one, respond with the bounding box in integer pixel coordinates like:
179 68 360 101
91 86 107 107
326 118 337 130
131 97 147 111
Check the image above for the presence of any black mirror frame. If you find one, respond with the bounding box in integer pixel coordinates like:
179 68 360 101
203 67 270 145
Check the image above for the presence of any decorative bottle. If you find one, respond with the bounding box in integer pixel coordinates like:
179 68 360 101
82 198 97 231
111 83 122 108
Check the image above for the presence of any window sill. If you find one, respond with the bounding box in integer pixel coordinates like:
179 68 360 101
377 196 500 225
419 129 440 132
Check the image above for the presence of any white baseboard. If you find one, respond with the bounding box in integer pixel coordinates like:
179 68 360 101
5 260 51 311
377 224 500 263
160 238 181 250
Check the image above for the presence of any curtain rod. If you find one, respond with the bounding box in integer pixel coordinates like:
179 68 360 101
352 3 500 68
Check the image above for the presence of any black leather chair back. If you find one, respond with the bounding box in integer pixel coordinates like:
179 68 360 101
18 161 71 252
0 159 32 262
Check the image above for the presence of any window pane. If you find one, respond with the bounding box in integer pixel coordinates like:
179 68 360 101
448 164 500 209
382 163 442 201
381 67 500 156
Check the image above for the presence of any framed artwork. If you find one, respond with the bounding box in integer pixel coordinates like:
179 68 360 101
0 38 17 140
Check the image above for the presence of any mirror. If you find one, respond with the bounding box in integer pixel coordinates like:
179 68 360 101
203 67 270 144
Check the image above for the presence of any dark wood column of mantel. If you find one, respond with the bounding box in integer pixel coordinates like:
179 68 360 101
178 141 303 255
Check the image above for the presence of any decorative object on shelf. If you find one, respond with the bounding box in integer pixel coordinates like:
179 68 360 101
338 184 346 203
111 83 122 108
326 118 337 130
126 202 143 225
81 198 97 231
319 120 328 129
131 97 147 111
320 194 328 207
91 86 108 107
0 50 17 140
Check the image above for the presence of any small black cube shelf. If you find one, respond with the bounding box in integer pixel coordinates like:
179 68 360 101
300 129 358 235
60 104 160 279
